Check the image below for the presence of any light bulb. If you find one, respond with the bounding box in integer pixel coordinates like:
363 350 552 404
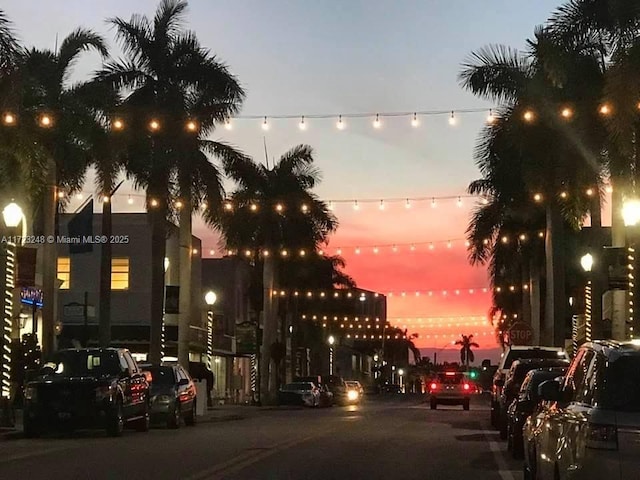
431 198 436 208
75 193 83 200
149 119 160 131
186 120 198 131
457 196 463 207
224 119 232 130
534 193 543 202
262 117 269 131
411 113 419 127
379 200 385 210
448 111 456 125
299 116 306 130
486 109 495 124
39 114 52 127
405 199 411 209
127 196 133 205
353 200 359 210
373 114 381 129
561 107 573 119
2 112 16 125
336 115 345 130
523 110 534 122
599 104 611 116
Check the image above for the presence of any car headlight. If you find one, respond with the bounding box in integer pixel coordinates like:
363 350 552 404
24 386 37 401
347 390 359 401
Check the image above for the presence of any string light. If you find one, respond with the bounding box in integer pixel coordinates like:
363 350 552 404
262 117 269 131
299 116 306 130
486 109 495 124
411 113 419 127
457 196 463 207
448 111 456 126
599 104 611 115
373 114 381 129
186 120 198 132
2 112 15 125
523 110 534 122
336 115 345 130
149 119 160 131
224 119 232 130
39 114 52 128
273 287 490 298
561 107 573 119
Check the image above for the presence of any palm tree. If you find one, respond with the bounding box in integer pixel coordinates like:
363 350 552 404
456 334 480 368
99 0 244 363
0 27 108 355
460 29 608 346
548 0 640 339
219 144 338 403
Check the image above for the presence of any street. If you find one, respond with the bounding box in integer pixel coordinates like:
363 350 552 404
0 395 522 480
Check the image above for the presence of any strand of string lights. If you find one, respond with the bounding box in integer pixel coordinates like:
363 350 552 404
269 284 531 298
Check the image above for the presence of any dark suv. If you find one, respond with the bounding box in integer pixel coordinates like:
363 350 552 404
23 348 150 437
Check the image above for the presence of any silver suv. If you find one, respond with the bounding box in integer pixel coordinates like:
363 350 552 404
524 340 640 479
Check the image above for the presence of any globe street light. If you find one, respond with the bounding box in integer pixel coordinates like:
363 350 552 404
2 201 27 244
205 291 217 370
580 253 593 272
328 335 335 375
398 368 405 393
623 199 640 227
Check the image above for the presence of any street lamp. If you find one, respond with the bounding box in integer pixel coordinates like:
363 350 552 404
328 335 335 375
576 253 595 354
205 291 217 371
398 368 405 392
623 199 640 227
1 201 24 424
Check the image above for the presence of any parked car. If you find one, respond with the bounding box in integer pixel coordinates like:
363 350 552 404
318 383 335 407
428 371 472 410
498 358 570 439
491 346 569 427
138 363 197 428
506 366 568 458
524 340 640 480
23 348 150 437
277 382 321 407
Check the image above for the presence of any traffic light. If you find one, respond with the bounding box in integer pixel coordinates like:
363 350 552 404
468 369 478 379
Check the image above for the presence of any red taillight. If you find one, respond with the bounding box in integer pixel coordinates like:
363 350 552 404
463 383 470 391
586 423 618 450
430 383 437 390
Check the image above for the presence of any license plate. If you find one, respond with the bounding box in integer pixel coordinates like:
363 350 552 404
58 412 71 419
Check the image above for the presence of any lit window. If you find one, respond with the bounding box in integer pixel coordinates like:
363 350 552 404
57 257 70 289
111 258 130 290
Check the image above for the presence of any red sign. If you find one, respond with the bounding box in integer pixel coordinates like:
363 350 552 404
508 322 534 345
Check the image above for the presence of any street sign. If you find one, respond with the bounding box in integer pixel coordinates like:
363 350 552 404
508 322 534 345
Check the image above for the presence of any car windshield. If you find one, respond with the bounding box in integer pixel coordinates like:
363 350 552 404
42 351 121 377
504 350 565 369
147 367 175 385
602 356 640 412
437 373 463 384
282 383 313 391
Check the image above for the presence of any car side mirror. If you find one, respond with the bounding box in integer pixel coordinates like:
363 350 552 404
178 378 189 386
538 379 561 401
495 379 504 387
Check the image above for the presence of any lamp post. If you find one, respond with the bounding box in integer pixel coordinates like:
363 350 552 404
1 201 25 426
204 291 217 371
398 368 404 393
580 253 594 349
623 199 640 339
328 335 335 375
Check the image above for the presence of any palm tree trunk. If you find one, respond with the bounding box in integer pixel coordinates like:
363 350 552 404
530 256 541 344
521 258 531 325
610 180 628 340
545 200 566 347
260 255 277 404
41 157 57 356
98 198 112 348
178 199 192 368
148 200 167 364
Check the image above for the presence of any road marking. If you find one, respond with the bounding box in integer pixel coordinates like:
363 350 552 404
184 430 332 480
0 445 79 464
484 431 516 480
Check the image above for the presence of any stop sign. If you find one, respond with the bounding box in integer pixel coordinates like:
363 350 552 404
508 322 534 345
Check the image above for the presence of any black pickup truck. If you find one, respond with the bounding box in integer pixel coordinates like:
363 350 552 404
23 348 150 437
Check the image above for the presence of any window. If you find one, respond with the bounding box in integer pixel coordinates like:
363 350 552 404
57 257 70 289
111 257 129 290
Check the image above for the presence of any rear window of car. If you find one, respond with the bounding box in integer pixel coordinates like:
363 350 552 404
503 350 566 369
148 367 175 385
601 355 640 412
437 373 463 384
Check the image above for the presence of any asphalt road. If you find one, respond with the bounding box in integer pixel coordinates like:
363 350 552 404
0 395 523 480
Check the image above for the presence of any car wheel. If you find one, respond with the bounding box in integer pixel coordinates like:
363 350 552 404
184 401 196 426
499 411 508 440
463 399 470 411
430 398 437 410
106 400 124 437
167 403 180 429
23 417 41 438
135 404 150 432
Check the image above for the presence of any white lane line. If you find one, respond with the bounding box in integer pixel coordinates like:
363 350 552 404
484 431 517 480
